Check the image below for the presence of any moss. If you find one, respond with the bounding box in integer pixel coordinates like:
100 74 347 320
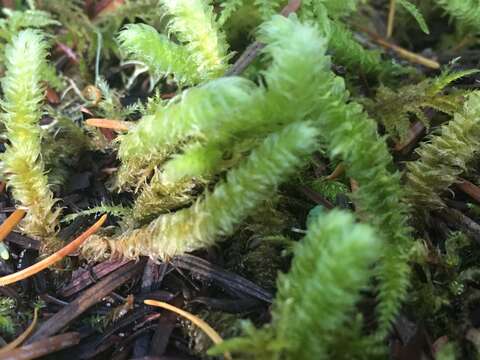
0 297 16 338
0 29 61 247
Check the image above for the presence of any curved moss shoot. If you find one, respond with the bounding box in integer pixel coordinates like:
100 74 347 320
118 24 201 86
128 6 335 215
406 91 480 211
83 121 319 260
259 15 412 335
115 77 258 189
117 8 332 194
162 0 231 78
114 14 412 337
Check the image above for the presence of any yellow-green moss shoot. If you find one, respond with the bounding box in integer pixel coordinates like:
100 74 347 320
83 121 319 260
0 29 60 240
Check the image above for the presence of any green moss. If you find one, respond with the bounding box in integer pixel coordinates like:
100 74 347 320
0 297 16 337
406 92 480 211
0 29 60 244
211 210 381 359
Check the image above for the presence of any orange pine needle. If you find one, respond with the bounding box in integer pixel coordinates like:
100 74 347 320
85 118 131 132
0 209 26 243
0 308 38 354
144 300 232 360
326 163 345 181
0 215 107 287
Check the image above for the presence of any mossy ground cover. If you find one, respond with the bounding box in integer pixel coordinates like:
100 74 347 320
0 0 480 359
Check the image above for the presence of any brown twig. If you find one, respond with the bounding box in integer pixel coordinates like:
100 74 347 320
171 255 273 302
450 35 474 53
225 42 265 77
0 333 80 360
134 261 163 358
148 297 181 357
28 260 145 342
55 43 79 64
457 178 480 204
59 259 131 297
0 215 107 287
78 308 152 358
226 0 301 76
439 208 480 246
298 185 334 209
394 121 426 153
5 233 40 251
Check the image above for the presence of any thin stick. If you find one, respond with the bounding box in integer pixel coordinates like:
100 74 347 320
439 208 480 246
29 260 143 342
450 35 473 53
144 299 232 360
0 332 80 360
0 308 38 354
94 30 103 86
457 178 480 204
85 118 131 131
0 215 107 286
358 26 440 69
0 209 26 243
387 0 397 38
226 0 301 76
394 121 425 153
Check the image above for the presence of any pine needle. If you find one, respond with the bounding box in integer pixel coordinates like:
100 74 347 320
0 209 26 243
0 215 107 286
358 26 440 69
85 118 132 131
326 163 345 180
144 299 232 360
387 0 397 37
